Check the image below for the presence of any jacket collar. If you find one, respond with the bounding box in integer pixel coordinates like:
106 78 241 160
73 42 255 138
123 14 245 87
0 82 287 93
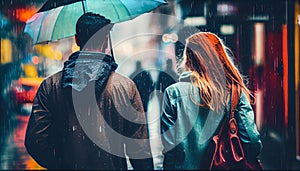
179 71 192 82
62 51 117 91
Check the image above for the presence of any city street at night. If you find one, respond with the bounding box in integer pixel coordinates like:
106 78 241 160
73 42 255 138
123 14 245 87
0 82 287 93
1 0 300 170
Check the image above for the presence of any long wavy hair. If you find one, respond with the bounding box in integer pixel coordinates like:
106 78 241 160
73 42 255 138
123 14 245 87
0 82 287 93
177 32 251 112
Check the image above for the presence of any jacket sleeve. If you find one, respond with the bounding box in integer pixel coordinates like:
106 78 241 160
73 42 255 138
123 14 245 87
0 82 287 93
24 80 57 168
124 82 154 170
235 90 263 159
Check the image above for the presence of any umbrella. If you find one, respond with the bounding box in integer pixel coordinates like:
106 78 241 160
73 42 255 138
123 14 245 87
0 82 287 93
24 0 167 44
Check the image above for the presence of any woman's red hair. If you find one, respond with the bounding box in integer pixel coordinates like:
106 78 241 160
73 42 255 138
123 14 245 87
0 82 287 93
179 32 251 112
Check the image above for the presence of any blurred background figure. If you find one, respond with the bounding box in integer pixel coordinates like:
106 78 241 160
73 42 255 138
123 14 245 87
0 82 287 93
175 26 201 62
156 58 178 114
156 59 178 93
130 60 154 113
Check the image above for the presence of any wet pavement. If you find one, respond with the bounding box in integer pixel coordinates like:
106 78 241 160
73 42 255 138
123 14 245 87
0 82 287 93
0 114 45 170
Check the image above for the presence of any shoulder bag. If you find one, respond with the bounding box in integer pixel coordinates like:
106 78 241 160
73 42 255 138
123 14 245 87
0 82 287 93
209 83 263 170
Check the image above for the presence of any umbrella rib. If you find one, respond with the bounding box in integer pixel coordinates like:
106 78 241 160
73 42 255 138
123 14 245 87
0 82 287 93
50 7 66 42
109 0 121 20
81 0 87 13
36 12 47 44
121 3 131 20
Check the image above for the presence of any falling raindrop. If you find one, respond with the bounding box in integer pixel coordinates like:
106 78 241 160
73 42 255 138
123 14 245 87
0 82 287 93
8 119 10 132
72 125 77 131
99 126 102 133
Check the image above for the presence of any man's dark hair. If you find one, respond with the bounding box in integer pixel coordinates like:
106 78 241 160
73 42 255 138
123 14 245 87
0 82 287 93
76 12 112 48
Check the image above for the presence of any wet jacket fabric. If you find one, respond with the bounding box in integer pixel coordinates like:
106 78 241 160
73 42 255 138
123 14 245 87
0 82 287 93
25 51 153 170
161 72 263 170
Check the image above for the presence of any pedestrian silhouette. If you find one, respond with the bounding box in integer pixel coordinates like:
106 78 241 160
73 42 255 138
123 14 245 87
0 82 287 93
156 59 178 114
156 59 178 93
175 26 200 61
130 61 154 112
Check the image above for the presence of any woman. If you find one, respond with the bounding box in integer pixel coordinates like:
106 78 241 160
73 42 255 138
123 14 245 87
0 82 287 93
160 32 262 170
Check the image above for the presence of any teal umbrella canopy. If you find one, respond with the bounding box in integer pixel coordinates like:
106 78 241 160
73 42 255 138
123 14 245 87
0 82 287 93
24 0 167 44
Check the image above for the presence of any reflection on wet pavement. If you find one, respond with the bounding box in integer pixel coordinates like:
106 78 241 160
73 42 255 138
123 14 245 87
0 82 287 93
0 115 45 170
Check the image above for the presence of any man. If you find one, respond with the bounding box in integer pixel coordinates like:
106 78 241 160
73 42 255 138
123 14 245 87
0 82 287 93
25 12 154 170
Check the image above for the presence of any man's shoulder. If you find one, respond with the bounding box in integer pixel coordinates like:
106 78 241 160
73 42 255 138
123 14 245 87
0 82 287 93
109 72 136 88
44 70 63 79
42 71 63 85
110 72 132 81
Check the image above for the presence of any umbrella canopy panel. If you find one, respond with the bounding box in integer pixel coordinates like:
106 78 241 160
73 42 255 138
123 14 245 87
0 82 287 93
25 0 167 44
38 0 82 12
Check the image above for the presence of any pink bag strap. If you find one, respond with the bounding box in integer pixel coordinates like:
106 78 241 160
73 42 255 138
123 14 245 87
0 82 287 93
215 83 241 136
230 83 240 119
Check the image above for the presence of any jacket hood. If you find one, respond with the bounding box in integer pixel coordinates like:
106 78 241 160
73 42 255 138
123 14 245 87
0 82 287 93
62 51 117 91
